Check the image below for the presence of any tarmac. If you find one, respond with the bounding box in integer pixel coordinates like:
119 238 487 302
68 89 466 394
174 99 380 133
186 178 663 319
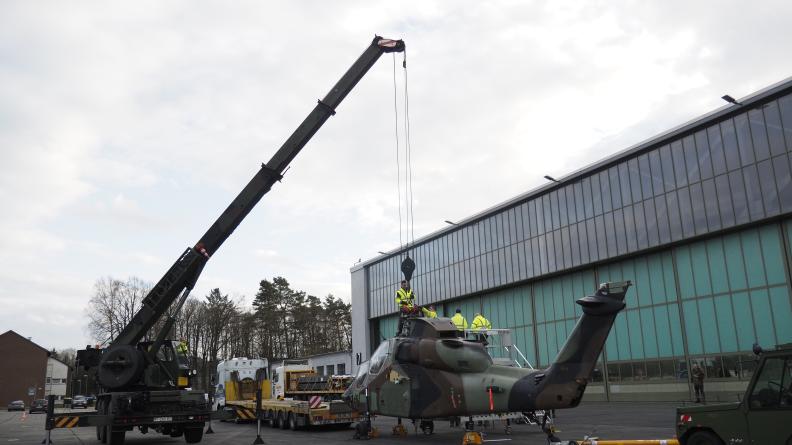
0 402 679 444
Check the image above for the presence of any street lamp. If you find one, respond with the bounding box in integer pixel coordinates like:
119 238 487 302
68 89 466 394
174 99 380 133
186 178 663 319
721 94 743 106
444 220 457 226
544 175 560 183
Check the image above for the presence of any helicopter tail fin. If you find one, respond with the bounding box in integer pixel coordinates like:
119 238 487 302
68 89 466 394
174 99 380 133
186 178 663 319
508 281 630 411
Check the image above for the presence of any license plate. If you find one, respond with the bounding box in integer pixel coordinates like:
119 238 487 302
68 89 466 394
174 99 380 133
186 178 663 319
153 417 173 422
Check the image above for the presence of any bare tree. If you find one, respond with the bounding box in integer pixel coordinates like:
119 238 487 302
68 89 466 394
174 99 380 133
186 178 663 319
85 277 151 345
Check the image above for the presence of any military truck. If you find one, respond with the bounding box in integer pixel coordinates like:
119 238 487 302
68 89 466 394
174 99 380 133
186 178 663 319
676 343 792 445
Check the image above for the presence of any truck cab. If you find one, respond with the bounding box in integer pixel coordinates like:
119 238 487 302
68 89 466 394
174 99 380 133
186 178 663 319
676 344 792 445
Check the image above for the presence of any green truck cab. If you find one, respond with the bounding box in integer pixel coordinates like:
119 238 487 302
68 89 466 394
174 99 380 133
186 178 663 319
676 344 792 445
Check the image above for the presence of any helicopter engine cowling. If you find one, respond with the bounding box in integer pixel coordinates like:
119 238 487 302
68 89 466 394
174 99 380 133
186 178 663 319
395 338 491 373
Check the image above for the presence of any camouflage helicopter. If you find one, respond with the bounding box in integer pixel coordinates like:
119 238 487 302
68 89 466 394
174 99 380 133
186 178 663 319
343 280 631 442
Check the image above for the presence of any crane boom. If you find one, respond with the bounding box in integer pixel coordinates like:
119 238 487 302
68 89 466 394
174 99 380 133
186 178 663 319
111 36 405 348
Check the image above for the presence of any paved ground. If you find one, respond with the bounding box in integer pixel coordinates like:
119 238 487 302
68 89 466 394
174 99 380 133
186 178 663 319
0 402 680 444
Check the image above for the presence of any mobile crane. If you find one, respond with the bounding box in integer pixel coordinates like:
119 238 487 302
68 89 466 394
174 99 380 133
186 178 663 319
46 36 405 445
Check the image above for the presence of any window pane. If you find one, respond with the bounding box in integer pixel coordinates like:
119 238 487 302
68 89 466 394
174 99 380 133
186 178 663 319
702 179 721 231
666 192 683 241
671 141 687 188
729 171 749 224
604 212 617 254
610 167 622 209
708 125 727 175
684 135 700 183
569 224 580 266
613 209 627 255
623 204 638 252
677 188 695 238
566 185 577 225
780 95 792 151
528 200 537 238
582 177 594 219
561 227 572 268
629 158 643 202
689 183 707 235
639 154 653 199
633 199 668 249
757 159 780 216
535 199 545 235
574 182 585 223
578 222 590 264
742 164 765 221
695 130 714 180
546 231 556 272
722 119 741 171
749 108 770 161
715 174 735 227
765 101 787 156
774 154 792 213
735 113 756 166
515 205 525 242
558 188 569 227
655 196 671 244
591 174 603 215
587 219 598 262
650 149 665 195
619 163 632 206
660 144 676 191
549 192 559 231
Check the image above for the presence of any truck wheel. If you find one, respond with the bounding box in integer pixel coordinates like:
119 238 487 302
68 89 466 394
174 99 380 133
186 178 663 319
184 426 204 444
273 411 282 428
279 412 288 430
108 429 125 445
287 413 298 430
686 431 723 445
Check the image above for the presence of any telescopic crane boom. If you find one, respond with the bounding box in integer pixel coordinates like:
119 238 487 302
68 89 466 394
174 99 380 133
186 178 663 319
71 39 405 445
111 36 405 352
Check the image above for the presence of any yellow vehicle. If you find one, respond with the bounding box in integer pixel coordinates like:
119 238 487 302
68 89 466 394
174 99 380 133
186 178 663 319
223 363 359 430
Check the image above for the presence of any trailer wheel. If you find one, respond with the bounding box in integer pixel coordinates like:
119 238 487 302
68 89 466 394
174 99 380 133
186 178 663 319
287 413 298 430
279 411 288 430
268 410 276 428
184 426 204 444
108 429 125 445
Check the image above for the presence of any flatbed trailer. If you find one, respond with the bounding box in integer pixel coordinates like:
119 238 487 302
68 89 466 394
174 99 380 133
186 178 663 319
225 397 359 429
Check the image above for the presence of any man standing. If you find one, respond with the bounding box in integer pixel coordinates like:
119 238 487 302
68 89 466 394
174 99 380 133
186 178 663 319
395 280 416 334
395 280 415 313
692 364 705 403
471 312 492 330
471 312 492 343
451 308 468 331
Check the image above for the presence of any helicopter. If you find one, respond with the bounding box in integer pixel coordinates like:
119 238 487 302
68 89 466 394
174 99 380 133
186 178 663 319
343 280 631 441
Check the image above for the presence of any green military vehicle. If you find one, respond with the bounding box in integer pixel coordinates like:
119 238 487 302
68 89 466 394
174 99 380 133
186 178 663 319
676 344 792 445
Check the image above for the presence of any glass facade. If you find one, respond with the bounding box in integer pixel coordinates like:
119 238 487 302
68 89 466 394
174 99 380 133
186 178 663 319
368 92 792 318
360 80 792 401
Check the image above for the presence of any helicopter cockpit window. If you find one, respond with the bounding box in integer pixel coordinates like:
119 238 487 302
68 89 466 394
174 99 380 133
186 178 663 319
354 360 370 386
369 340 390 375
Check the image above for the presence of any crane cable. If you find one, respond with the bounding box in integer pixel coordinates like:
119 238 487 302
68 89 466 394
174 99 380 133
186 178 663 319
392 51 416 281
392 54 403 248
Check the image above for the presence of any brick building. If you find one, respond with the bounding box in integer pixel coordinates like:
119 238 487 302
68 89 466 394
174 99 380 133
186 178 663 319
0 330 53 406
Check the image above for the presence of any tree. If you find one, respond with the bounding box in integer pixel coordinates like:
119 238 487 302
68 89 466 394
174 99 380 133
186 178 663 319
85 277 151 345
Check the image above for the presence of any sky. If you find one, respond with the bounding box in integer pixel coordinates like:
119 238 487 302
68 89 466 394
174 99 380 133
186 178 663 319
2 1 792 350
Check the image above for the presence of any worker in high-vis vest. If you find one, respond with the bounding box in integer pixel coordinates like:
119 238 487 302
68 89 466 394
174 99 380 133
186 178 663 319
451 308 468 331
395 280 417 335
471 312 492 330
471 312 492 343
395 280 415 312
421 305 438 318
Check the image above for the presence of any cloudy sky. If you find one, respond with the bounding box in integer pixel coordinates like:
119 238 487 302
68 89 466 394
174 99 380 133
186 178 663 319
2 1 791 350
